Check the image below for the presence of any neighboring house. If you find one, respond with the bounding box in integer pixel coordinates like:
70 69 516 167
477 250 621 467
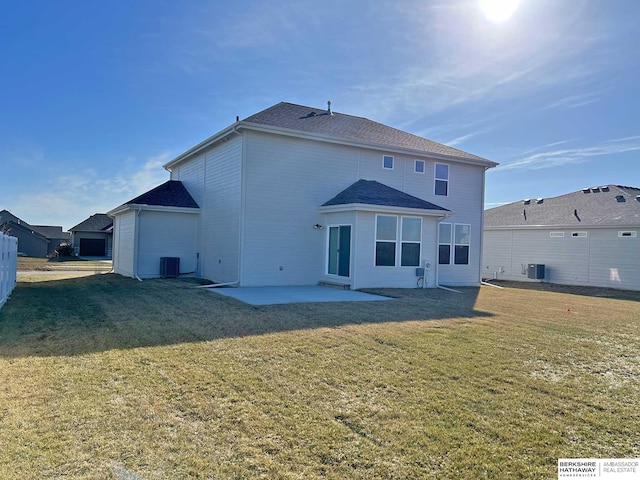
0 210 70 257
483 185 640 291
108 101 497 288
69 214 113 257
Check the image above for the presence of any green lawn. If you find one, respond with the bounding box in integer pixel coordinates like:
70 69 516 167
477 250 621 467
0 275 638 479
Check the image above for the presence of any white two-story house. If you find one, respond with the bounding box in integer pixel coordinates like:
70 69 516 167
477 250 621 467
108 102 497 289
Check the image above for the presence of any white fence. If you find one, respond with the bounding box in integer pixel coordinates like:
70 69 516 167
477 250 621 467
0 233 18 309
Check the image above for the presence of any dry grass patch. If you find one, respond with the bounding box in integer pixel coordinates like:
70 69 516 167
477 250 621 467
0 275 638 479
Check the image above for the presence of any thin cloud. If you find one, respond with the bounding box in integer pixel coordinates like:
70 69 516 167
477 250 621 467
7 153 172 230
500 137 640 171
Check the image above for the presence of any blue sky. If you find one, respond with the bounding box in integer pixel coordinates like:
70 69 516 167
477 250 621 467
2 0 639 230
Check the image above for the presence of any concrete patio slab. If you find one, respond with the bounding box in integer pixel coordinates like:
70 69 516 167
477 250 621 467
208 286 392 306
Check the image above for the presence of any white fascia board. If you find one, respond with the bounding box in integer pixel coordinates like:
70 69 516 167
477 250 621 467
107 204 200 217
319 203 451 217
241 122 499 168
163 124 239 171
484 224 640 230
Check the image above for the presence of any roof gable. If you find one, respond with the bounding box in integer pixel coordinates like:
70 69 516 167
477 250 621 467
243 102 493 164
485 185 640 227
70 214 113 232
323 179 449 212
122 180 199 209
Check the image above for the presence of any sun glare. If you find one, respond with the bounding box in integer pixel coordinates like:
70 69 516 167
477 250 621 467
479 0 520 22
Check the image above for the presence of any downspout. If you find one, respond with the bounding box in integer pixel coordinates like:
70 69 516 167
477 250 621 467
234 124 244 287
478 165 489 285
134 207 143 282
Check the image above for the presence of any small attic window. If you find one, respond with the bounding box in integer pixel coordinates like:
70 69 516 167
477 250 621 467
383 155 394 169
616 195 626 202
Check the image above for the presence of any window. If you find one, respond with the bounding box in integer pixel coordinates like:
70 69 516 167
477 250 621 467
438 223 452 265
375 215 397 266
618 231 637 238
435 163 449 196
454 224 470 265
414 160 425 174
383 155 394 169
549 232 565 238
401 217 421 266
571 231 588 238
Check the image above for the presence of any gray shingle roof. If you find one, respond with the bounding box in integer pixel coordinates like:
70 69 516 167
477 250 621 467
323 179 449 212
485 185 640 227
243 102 494 164
124 180 199 209
70 214 113 232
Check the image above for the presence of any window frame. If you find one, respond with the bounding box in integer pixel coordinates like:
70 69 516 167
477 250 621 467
414 159 425 174
571 231 588 238
434 163 449 196
382 155 394 170
438 222 452 265
618 231 637 238
549 231 565 238
375 214 398 267
453 223 470 265
400 216 422 267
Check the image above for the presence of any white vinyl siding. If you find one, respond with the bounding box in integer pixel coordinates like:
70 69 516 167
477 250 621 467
483 227 640 291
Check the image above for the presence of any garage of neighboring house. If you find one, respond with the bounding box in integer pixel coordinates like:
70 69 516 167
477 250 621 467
69 213 113 258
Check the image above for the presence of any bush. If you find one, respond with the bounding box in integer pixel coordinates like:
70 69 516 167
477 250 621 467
55 243 75 257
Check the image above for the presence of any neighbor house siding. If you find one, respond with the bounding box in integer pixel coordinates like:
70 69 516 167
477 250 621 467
136 211 199 278
113 211 135 277
483 227 640 290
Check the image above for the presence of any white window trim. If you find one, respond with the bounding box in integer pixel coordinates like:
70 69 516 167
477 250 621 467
434 162 449 196
549 231 565 238
571 231 588 238
454 223 471 265
400 216 422 267
438 222 452 265
383 155 394 170
618 231 637 238
375 214 398 267
414 159 425 174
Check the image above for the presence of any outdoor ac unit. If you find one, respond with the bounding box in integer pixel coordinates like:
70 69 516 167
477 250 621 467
160 257 180 278
527 264 545 280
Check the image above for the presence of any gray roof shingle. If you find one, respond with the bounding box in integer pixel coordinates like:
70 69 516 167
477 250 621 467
485 185 640 227
124 180 199 209
323 179 449 212
70 214 113 232
243 102 494 164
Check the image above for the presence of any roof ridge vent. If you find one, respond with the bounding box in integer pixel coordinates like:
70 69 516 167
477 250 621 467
536 198 543 204
523 199 530 205
601 186 610 192
582 188 590 193
327 100 334 116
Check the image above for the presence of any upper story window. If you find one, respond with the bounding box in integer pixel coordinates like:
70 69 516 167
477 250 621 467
435 163 449 196
414 160 425 174
383 155 394 169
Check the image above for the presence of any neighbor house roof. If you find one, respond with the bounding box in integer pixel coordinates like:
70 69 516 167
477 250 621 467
31 225 69 241
165 102 498 170
70 214 113 232
322 179 449 212
0 210 69 240
485 185 640 228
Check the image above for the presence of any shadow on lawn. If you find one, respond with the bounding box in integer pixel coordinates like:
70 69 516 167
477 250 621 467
0 274 490 358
